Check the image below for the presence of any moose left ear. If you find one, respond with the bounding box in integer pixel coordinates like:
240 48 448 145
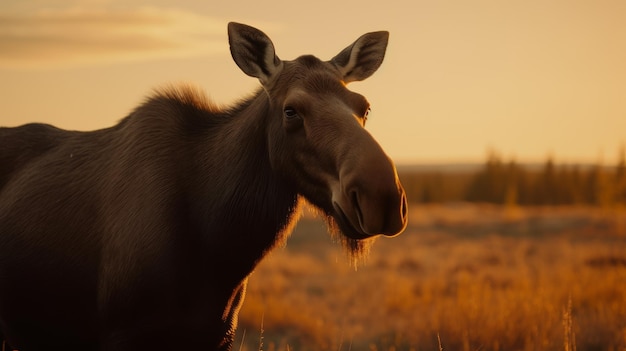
331 31 389 83
228 22 283 86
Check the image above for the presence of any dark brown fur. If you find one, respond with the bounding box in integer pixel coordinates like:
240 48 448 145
0 23 406 351
0 86 302 350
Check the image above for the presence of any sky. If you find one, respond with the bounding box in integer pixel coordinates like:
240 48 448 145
1 0 625 165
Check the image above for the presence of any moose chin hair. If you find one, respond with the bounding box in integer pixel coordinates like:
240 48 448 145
323 214 376 267
301 201 376 266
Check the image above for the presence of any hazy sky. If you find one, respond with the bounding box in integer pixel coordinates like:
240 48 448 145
1 0 625 165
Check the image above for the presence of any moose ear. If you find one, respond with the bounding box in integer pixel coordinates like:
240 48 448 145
228 22 283 86
331 31 389 83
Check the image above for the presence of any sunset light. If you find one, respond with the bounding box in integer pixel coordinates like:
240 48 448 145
1 1 625 351
2 0 624 165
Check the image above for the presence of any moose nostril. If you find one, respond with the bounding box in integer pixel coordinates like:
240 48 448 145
351 191 364 227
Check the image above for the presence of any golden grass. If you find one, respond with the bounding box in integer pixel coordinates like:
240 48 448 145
235 204 626 351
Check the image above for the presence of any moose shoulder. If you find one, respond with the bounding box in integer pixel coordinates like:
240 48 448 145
0 22 407 350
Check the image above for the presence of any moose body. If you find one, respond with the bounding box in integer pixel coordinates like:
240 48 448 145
0 23 407 350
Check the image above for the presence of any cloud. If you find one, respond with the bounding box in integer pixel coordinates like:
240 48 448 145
0 7 228 69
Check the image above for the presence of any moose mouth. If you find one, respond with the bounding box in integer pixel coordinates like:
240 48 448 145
332 201 371 240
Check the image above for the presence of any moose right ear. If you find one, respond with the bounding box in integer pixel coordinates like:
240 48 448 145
331 31 389 83
228 22 283 87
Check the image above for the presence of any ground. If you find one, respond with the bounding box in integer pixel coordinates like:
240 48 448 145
236 204 626 351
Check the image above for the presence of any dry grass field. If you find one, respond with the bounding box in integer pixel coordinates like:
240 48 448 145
235 204 626 351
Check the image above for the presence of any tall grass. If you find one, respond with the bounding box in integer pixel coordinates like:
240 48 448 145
236 205 626 351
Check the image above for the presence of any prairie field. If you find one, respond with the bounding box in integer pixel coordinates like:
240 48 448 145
235 204 626 351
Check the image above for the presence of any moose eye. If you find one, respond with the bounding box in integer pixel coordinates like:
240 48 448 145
284 107 299 120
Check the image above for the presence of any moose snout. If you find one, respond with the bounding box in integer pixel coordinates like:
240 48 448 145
334 150 408 238
349 179 408 236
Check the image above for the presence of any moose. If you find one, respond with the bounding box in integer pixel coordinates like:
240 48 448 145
0 22 407 350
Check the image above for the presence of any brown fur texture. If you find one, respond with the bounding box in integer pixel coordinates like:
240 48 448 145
0 23 406 351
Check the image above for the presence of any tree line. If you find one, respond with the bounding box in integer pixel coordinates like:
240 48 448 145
400 147 626 206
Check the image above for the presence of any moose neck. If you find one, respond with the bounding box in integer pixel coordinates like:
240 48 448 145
191 89 301 278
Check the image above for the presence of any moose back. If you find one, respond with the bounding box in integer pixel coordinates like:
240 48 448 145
0 22 407 350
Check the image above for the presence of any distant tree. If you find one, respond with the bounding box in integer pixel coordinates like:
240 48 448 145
419 173 446 203
614 145 626 205
466 150 504 203
403 145 626 207
565 165 585 205
398 170 471 204
505 159 532 206
503 160 519 206
534 155 560 205
509 161 534 205
585 161 613 207
465 151 528 205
